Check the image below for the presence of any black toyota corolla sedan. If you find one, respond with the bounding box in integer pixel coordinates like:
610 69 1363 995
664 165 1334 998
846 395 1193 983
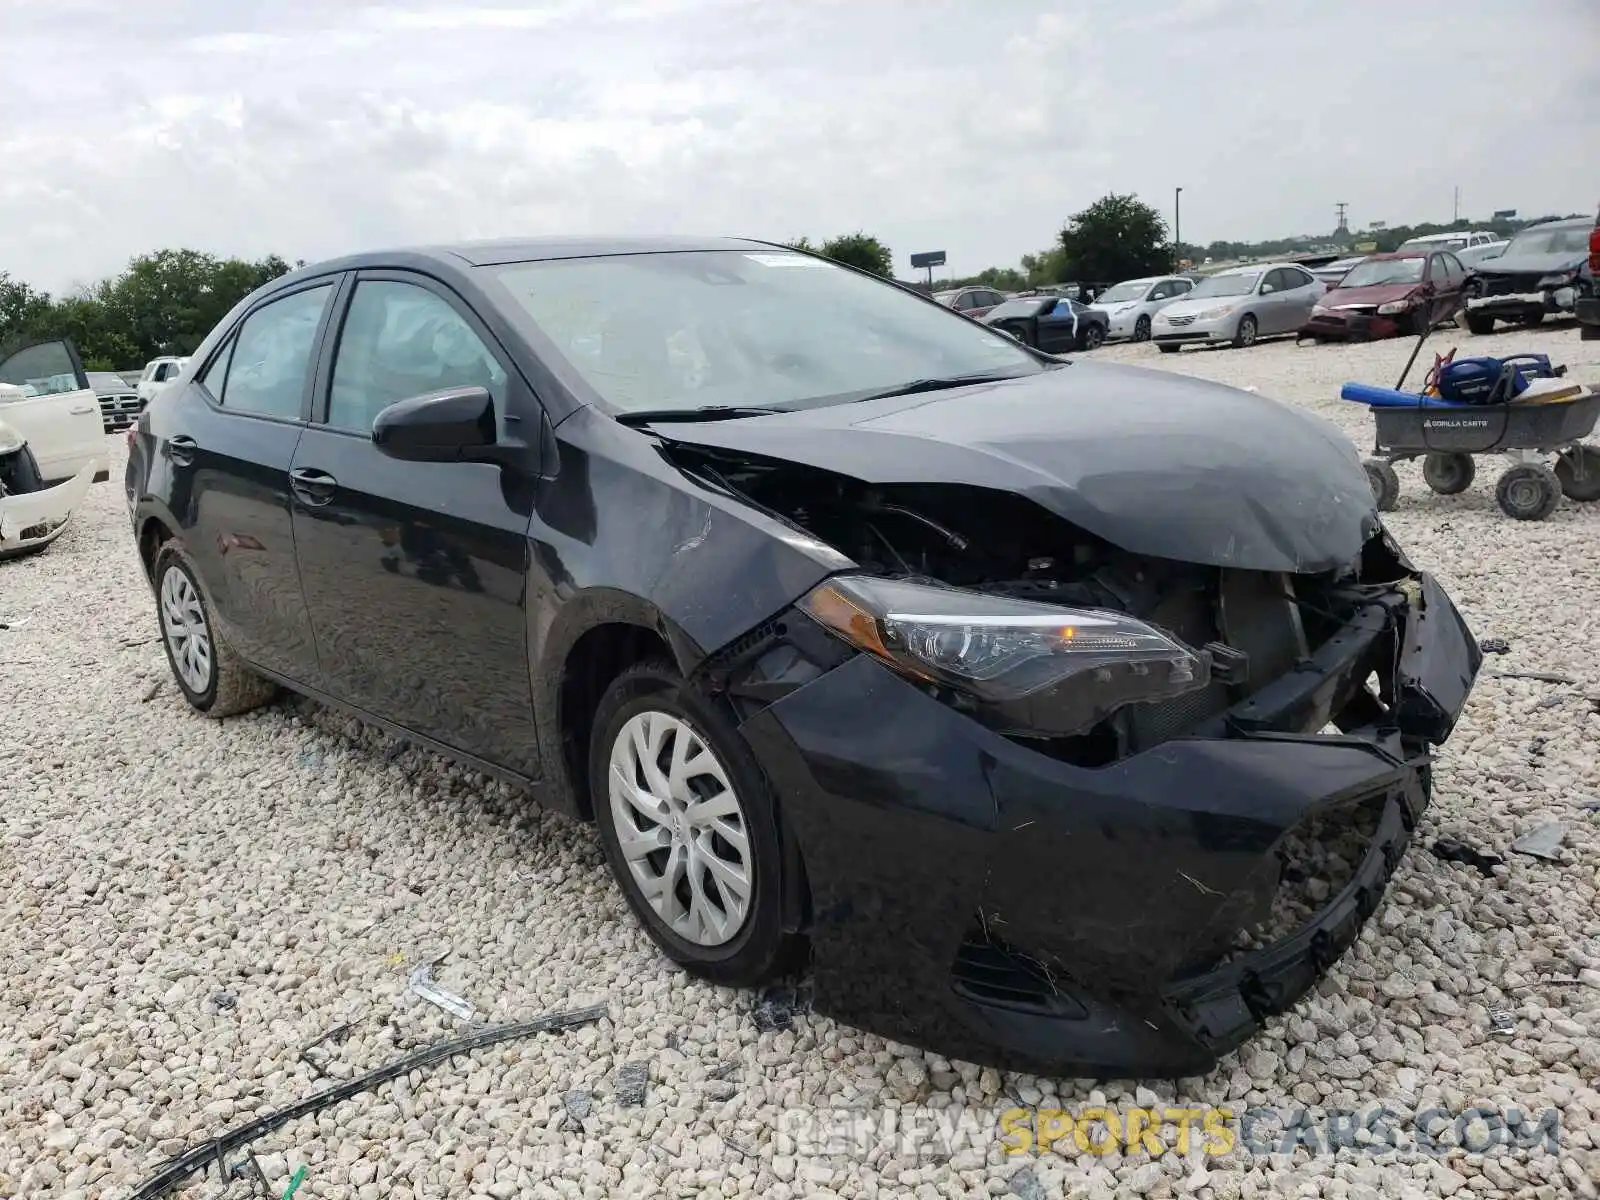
126 236 1480 1077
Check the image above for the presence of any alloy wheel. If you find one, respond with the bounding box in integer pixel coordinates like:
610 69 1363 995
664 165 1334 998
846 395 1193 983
607 710 752 947
159 566 212 694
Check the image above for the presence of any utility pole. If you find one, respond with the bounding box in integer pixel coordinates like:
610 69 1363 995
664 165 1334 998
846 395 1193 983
1174 186 1183 271
1453 186 1460 223
1335 202 1349 234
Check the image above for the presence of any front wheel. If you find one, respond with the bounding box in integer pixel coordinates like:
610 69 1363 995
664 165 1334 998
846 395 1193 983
1464 312 1496 336
1231 314 1258 348
1132 315 1151 342
153 541 278 717
590 659 801 987
1364 459 1401 511
1158 343 1182 354
1519 309 1545 328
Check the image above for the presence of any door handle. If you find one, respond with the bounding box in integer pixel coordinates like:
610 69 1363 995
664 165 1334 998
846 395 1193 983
289 467 338 507
71 404 95 415
167 435 197 466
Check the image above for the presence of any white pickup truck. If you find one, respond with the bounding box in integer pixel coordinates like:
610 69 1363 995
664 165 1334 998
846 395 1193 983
136 355 190 406
0 338 109 558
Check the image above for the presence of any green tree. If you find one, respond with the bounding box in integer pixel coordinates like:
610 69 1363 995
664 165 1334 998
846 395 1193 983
0 272 53 346
1058 193 1171 283
785 233 894 278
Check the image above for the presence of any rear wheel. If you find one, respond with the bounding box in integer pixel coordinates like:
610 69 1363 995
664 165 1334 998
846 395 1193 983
153 541 278 716
1494 464 1560 520
589 659 800 986
1158 343 1182 354
1232 314 1258 348
1422 452 1476 495
1363 459 1401 511
1132 315 1151 342
1555 445 1600 502
1465 312 1496 335
1080 323 1105 350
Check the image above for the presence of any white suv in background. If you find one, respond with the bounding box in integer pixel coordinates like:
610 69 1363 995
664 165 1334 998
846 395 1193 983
1088 275 1195 342
136 356 190 405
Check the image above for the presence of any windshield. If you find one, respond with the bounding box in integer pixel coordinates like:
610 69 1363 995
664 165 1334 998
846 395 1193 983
1339 257 1425 288
1504 226 1590 256
1186 272 1259 299
1399 237 1461 252
492 250 1042 414
1094 281 1151 304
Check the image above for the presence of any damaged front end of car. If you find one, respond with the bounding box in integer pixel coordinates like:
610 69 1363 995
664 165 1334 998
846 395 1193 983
0 420 94 561
667 445 1481 1076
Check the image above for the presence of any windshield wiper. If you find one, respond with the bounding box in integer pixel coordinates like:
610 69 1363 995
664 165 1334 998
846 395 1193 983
614 406 786 426
853 372 1033 403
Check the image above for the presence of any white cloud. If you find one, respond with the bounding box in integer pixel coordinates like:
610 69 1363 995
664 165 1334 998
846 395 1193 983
2 0 1596 294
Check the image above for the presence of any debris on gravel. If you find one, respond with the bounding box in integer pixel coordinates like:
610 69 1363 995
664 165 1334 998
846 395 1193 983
2 325 1596 1198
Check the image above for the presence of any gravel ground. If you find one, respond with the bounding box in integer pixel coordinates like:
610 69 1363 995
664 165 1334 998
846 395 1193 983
2 323 1598 1200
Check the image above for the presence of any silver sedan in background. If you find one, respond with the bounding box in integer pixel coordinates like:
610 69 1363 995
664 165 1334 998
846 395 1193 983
1086 275 1195 342
1150 263 1326 352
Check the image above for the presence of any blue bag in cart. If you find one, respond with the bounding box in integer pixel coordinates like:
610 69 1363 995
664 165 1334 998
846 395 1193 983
1436 354 1559 405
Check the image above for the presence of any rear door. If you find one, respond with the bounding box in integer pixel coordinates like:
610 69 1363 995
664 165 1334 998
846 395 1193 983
1430 253 1466 324
287 271 542 776
161 278 339 683
0 339 104 484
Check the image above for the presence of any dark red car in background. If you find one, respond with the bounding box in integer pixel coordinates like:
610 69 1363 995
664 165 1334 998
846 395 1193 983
1299 250 1468 342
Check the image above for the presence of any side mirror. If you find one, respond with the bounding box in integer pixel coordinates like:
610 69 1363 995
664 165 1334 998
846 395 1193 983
372 385 497 463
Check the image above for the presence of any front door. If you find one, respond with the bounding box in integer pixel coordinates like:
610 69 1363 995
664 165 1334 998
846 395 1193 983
288 272 542 776
167 281 338 682
0 339 104 483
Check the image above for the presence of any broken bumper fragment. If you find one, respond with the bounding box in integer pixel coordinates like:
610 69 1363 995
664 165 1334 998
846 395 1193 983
0 464 94 559
738 568 1479 1077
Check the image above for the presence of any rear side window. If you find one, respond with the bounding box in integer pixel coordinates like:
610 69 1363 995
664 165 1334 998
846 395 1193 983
215 285 333 420
326 280 508 434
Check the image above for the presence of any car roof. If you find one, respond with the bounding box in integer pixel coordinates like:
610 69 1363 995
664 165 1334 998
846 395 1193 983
398 234 776 267
1515 216 1591 231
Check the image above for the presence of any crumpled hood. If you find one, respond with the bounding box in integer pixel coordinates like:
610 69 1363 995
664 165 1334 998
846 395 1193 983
649 360 1381 573
1321 282 1421 309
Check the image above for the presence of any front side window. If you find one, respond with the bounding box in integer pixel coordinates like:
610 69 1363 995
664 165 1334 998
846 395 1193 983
492 250 1041 415
218 285 333 420
327 280 508 433
0 341 82 397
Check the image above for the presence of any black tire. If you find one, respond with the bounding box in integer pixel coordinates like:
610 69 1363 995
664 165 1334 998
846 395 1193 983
1132 315 1151 342
1494 464 1561 521
1363 459 1401 512
1465 312 1496 336
1080 323 1105 351
1555 445 1600 502
589 658 801 987
1158 343 1182 354
1231 314 1258 348
152 540 278 717
1519 309 1545 327
1421 452 1476 495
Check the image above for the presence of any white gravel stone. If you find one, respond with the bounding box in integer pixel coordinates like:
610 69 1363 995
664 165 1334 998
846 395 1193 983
1 327 1596 1198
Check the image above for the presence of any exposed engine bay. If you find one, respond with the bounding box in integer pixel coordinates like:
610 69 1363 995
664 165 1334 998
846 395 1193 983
669 444 1419 763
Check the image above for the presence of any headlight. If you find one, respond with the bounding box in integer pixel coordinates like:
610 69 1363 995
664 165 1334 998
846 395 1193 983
799 575 1208 736
0 419 23 456
1537 269 1579 288
1311 304 1329 315
1376 299 1414 315
1192 305 1236 321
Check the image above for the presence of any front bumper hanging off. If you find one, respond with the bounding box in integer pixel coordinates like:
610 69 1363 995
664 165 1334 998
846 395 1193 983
738 569 1480 1077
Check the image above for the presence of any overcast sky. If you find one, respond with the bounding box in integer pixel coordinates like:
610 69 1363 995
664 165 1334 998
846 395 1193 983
4 0 1597 293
